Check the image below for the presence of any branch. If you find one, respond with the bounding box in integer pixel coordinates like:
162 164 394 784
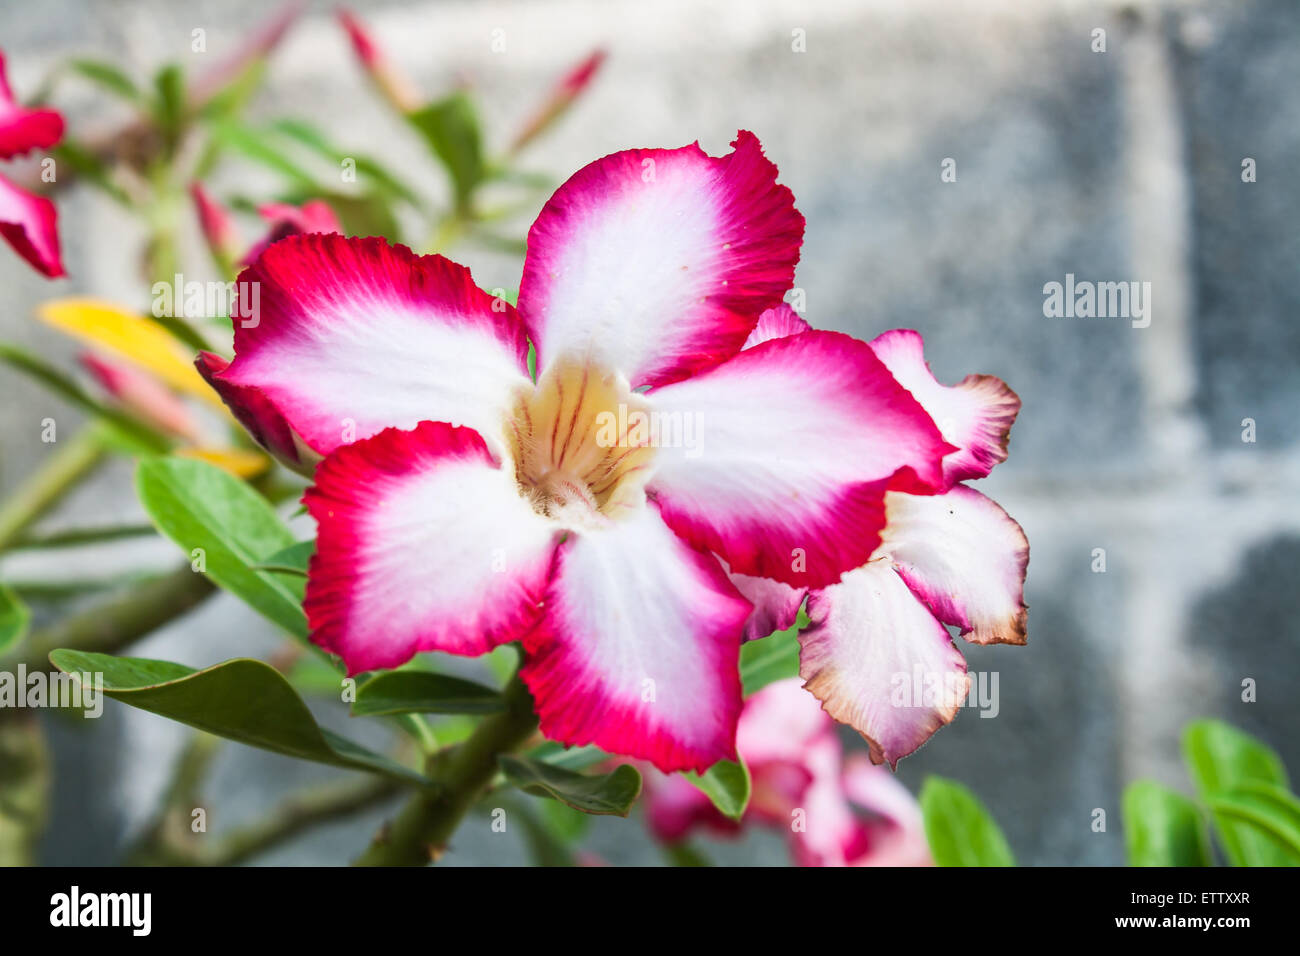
354 672 539 866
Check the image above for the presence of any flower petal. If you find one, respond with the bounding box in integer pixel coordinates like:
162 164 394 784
869 329 1020 487
727 566 806 642
647 331 954 587
518 130 803 387
520 504 750 773
804 755 932 867
742 302 810 350
0 51 63 159
878 484 1029 646
304 421 560 673
0 171 62 277
196 351 312 472
801 561 970 767
221 234 531 457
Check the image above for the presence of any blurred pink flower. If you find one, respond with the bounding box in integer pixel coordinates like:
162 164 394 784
643 678 932 866
189 184 342 270
81 352 201 442
0 49 64 278
337 8 422 113
510 49 607 154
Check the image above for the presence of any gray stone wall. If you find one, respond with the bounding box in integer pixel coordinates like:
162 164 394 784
1 0 1296 865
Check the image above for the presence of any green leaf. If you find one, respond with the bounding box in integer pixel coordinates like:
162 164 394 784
67 59 142 103
48 650 425 784
208 119 318 187
135 457 306 638
152 63 187 146
0 584 31 658
1183 719 1290 866
352 670 505 717
740 623 802 696
406 92 485 207
1205 783 1300 865
251 539 315 577
1122 780 1212 866
499 755 641 816
684 759 751 821
0 342 171 454
525 740 608 772
270 119 424 207
921 777 1016 866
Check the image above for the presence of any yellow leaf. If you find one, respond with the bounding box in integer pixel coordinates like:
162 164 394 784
36 298 224 410
178 447 270 479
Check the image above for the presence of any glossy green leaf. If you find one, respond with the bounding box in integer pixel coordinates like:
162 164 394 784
135 457 306 637
525 740 608 772
352 670 504 717
740 623 801 696
499 755 641 816
1183 719 1290 866
921 777 1016 866
252 539 315 577
1205 783 1300 865
49 650 425 784
1122 780 1212 866
684 759 751 821
0 584 31 658
406 92 485 206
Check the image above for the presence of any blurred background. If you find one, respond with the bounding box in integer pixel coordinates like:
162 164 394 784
1 0 1297 865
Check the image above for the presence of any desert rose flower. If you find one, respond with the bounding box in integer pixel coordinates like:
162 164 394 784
0 49 64 278
209 131 1020 773
734 307 1028 767
643 678 932 866
195 350 317 475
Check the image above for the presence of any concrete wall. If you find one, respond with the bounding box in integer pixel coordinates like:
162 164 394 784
1 0 1296 865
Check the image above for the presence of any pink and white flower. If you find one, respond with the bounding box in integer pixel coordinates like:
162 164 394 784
734 314 1029 767
0 49 64 278
642 678 932 866
206 131 1026 773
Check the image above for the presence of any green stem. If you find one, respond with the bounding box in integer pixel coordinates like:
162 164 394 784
1 563 214 675
0 426 109 552
353 673 539 866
